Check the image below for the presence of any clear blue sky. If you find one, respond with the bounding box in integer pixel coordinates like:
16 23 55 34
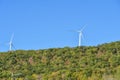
0 0 120 51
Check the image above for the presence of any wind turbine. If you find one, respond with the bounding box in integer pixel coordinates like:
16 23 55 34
77 25 86 47
8 33 15 51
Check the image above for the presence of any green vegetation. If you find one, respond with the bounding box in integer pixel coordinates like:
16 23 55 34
0 41 120 80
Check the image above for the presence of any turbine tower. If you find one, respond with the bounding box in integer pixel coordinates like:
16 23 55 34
9 33 14 51
77 25 86 47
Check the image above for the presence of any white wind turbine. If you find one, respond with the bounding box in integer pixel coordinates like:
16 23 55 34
8 33 15 51
77 25 86 47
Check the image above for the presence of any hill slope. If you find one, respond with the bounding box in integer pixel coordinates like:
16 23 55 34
0 41 120 80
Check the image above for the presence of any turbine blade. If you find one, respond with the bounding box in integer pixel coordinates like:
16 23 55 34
69 30 79 33
80 24 87 32
81 32 86 43
10 33 14 42
12 44 16 50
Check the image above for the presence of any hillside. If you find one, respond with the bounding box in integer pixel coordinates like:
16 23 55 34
0 41 120 80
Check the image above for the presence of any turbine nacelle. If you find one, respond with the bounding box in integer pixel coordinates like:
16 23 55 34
76 31 82 33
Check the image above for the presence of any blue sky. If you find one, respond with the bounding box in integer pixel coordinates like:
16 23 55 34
0 0 120 51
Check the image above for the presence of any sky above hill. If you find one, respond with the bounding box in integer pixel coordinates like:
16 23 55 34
0 0 120 51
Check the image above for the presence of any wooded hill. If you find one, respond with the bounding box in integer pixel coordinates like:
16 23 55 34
0 41 120 80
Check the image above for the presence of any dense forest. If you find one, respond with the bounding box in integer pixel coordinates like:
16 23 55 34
0 41 120 80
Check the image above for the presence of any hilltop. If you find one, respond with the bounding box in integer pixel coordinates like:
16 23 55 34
0 41 120 80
